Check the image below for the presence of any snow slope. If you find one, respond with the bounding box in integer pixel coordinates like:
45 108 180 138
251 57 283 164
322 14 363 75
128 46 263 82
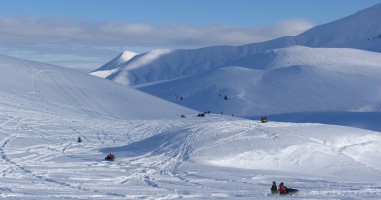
0 55 380 199
91 3 381 86
0 54 193 120
252 111 381 132
1 111 381 199
137 46 381 118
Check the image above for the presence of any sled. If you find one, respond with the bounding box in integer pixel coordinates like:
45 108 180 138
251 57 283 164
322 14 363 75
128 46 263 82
285 188 299 194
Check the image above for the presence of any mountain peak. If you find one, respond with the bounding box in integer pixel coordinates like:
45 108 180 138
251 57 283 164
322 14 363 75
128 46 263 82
89 50 138 78
93 50 138 72
298 2 381 49
120 51 138 62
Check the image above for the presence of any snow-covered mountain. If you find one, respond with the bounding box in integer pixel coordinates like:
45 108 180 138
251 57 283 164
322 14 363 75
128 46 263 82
92 3 381 86
90 3 381 132
0 54 192 120
137 46 381 117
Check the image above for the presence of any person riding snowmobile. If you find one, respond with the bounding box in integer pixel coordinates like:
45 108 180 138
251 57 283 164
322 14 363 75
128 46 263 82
105 152 115 161
279 182 288 194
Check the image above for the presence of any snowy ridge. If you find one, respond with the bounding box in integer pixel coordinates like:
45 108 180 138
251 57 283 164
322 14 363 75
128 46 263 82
95 50 137 71
110 49 173 85
0 54 193 120
92 3 381 86
227 46 381 73
297 3 381 51
89 51 137 78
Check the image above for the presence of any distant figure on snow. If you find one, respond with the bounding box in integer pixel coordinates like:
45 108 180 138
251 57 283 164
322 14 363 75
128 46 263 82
271 181 299 195
279 182 288 194
77 136 82 143
105 152 115 161
271 181 277 193
261 116 268 123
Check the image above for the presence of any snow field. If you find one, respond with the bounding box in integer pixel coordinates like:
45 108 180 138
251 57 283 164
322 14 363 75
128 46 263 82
1 104 381 199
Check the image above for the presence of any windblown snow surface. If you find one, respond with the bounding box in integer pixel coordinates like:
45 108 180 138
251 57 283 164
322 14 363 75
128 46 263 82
1 55 381 199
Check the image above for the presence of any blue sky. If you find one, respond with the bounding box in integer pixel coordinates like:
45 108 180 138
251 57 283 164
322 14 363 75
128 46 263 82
0 0 380 71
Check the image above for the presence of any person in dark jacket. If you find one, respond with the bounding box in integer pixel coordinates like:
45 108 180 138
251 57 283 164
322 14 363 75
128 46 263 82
271 181 277 193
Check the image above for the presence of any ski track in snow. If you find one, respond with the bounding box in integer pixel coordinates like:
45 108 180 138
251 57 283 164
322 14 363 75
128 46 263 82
0 106 380 199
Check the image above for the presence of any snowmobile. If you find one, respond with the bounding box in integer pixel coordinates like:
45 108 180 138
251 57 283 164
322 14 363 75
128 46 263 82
270 182 299 196
284 188 299 195
105 153 115 161
270 188 299 195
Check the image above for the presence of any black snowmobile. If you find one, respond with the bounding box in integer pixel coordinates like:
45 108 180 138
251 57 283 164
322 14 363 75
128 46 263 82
270 188 299 196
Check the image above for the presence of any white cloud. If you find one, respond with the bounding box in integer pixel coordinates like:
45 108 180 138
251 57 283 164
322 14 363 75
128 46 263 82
0 15 315 71
0 15 315 47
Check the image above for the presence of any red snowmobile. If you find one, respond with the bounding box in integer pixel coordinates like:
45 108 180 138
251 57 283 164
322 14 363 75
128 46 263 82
105 153 115 161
